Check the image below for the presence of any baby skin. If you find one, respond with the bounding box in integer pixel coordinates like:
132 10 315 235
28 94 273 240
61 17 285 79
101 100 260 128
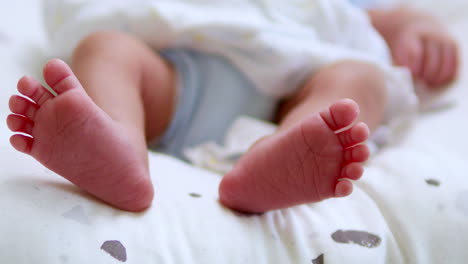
7 59 369 213
6 7 458 213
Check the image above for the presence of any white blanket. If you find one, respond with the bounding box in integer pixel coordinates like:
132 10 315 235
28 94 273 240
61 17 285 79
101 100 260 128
1 0 468 263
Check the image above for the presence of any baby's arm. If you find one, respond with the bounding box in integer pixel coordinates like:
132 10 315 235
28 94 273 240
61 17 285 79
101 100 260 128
367 7 459 88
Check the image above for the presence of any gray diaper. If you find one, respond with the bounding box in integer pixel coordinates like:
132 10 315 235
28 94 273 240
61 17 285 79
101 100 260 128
150 49 277 160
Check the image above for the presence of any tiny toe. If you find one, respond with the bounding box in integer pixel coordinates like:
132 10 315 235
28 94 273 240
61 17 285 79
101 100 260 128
18 76 54 105
438 42 458 85
7 114 34 135
344 144 370 163
10 134 33 154
43 59 82 94
320 99 360 132
9 95 38 120
338 122 370 148
335 180 353 197
342 163 364 181
422 40 442 86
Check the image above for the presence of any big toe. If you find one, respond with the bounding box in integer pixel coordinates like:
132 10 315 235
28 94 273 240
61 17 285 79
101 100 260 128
320 99 360 132
43 59 83 94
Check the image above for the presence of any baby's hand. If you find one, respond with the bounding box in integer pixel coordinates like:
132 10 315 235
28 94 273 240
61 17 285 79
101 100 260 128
370 7 459 89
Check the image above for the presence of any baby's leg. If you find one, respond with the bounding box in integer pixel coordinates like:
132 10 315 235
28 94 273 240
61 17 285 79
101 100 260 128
219 61 387 213
7 32 176 211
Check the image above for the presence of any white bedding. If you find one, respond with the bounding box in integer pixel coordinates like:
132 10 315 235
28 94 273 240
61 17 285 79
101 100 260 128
1 1 468 263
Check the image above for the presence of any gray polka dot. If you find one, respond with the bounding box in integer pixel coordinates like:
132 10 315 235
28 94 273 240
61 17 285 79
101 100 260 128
456 190 468 217
331 230 381 248
189 193 202 198
101 240 127 262
62 205 90 226
312 253 324 264
426 179 441 187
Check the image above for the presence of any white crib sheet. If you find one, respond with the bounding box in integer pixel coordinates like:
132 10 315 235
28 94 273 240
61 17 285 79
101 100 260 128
0 1 467 263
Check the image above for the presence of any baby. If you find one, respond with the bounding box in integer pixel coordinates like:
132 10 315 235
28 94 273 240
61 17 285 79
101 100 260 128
6 3 458 213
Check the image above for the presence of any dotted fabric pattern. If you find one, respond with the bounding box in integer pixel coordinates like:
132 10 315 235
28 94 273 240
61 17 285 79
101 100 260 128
1 1 468 263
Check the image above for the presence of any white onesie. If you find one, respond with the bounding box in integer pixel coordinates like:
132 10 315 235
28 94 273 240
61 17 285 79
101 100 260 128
44 0 419 154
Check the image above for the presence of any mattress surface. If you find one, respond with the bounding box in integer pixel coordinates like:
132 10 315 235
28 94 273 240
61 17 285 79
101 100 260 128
0 1 467 263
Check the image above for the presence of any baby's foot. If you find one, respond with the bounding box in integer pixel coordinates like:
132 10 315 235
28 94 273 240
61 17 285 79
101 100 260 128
219 99 370 213
7 59 153 211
